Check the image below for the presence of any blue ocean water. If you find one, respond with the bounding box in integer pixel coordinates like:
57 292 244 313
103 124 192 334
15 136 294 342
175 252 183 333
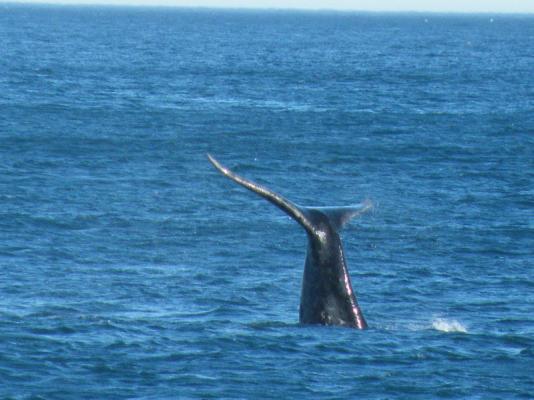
1 4 533 398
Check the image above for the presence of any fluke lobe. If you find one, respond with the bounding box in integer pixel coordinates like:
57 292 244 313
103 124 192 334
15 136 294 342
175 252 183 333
208 154 372 329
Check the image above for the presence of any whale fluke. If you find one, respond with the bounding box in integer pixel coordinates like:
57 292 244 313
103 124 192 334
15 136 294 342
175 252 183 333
208 154 371 329
310 203 373 231
207 154 317 237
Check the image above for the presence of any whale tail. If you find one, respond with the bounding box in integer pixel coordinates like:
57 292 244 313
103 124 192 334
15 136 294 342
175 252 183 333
207 154 371 235
309 202 373 231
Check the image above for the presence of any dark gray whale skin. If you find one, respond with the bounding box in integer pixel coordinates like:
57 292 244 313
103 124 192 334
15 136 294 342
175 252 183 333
208 154 371 329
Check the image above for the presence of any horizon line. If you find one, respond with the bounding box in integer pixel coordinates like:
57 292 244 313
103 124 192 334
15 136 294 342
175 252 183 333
3 1 534 15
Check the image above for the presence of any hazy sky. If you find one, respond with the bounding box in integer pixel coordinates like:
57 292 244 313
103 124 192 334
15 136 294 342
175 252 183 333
10 0 534 13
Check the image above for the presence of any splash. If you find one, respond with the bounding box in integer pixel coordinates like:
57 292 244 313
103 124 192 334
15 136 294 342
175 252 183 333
432 318 468 333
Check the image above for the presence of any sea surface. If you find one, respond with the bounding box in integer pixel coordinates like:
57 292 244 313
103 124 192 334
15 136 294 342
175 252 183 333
0 4 533 399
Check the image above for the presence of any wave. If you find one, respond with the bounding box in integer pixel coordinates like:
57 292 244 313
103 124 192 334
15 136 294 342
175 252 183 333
432 318 468 333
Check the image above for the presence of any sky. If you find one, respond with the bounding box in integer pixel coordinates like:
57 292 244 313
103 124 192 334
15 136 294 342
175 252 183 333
8 0 534 13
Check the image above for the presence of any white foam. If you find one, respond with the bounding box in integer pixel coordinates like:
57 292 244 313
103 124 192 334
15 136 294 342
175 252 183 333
432 318 468 333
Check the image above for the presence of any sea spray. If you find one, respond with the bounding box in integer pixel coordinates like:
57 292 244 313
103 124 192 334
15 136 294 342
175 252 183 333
432 318 468 333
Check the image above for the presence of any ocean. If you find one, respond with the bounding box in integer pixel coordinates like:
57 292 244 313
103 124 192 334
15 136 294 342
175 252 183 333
0 4 533 399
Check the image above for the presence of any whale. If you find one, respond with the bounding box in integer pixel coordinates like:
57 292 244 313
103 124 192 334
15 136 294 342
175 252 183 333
208 154 372 329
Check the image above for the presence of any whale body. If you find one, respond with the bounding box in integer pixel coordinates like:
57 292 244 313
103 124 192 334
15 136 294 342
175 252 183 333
208 154 372 329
